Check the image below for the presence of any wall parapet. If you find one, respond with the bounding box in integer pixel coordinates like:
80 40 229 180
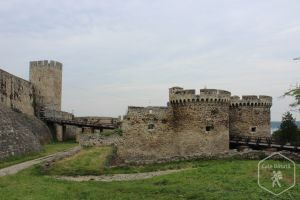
30 60 62 70
41 109 74 120
0 68 34 115
169 87 231 105
230 95 272 107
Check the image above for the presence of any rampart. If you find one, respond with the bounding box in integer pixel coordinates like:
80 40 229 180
229 95 272 137
0 68 34 115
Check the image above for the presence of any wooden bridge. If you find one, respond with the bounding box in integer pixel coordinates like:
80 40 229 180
43 117 117 130
230 135 300 151
41 114 118 142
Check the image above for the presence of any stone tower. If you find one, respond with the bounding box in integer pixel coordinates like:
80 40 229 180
169 87 231 155
29 60 62 115
229 95 272 137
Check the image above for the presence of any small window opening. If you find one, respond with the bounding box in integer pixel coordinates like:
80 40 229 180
206 125 214 132
251 127 256 132
148 124 155 130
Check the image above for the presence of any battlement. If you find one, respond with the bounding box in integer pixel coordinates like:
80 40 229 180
230 95 272 107
30 60 62 70
169 87 231 105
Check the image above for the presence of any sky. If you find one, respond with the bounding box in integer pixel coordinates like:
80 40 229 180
0 0 299 120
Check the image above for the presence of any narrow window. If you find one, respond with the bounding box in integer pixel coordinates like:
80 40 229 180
251 127 256 132
148 124 155 130
206 125 214 132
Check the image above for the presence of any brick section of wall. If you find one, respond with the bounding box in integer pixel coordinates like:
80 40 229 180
0 69 34 115
0 104 52 160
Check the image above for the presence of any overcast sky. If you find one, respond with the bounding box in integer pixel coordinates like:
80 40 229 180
0 0 300 120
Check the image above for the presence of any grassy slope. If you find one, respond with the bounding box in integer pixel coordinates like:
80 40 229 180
45 146 113 176
0 142 78 169
0 160 299 200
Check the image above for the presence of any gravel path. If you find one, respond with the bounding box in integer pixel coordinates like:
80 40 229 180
55 168 190 182
0 146 81 177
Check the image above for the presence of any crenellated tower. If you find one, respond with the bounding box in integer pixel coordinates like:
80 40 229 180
229 95 272 137
168 87 231 155
29 60 62 115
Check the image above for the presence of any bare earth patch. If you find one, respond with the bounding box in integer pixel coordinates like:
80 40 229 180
0 146 81 177
55 168 191 182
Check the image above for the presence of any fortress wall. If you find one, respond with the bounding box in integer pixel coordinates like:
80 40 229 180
229 95 272 137
0 104 52 160
169 88 231 104
42 109 74 120
0 69 34 115
171 101 230 156
117 106 178 163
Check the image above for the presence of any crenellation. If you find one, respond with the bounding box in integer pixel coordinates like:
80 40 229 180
0 60 274 164
169 87 231 105
242 95 258 100
118 86 272 164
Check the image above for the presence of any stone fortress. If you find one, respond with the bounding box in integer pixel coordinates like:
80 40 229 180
0 60 115 160
0 60 272 164
117 87 272 163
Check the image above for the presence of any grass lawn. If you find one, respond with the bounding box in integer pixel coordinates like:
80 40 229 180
0 141 78 169
0 159 298 200
44 146 113 176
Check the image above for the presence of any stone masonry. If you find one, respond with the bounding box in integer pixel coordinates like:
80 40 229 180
0 69 34 115
115 87 272 164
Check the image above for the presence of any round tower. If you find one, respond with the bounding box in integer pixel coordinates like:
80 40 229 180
229 95 272 137
168 87 231 155
29 60 62 114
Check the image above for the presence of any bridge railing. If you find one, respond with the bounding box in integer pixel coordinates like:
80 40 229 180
229 135 299 149
43 116 117 129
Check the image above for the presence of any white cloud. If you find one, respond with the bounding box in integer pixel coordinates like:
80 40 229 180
0 0 300 120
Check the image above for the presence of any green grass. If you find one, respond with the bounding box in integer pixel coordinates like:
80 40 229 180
44 146 113 176
0 141 78 169
0 159 299 200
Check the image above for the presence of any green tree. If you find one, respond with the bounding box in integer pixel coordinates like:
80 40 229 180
273 112 300 145
284 84 300 111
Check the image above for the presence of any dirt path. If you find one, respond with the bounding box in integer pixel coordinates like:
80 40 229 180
55 168 192 182
0 146 81 177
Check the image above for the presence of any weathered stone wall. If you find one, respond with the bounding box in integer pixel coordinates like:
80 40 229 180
0 69 34 115
42 109 74 120
78 133 122 147
229 95 272 137
74 116 119 125
116 87 272 164
117 88 231 164
171 102 230 157
29 60 62 114
0 104 52 160
117 106 176 163
64 125 77 140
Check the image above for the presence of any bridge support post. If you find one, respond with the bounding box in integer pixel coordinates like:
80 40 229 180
75 127 82 143
55 123 63 142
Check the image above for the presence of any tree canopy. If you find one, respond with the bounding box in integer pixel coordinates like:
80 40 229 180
284 84 300 111
273 112 299 145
